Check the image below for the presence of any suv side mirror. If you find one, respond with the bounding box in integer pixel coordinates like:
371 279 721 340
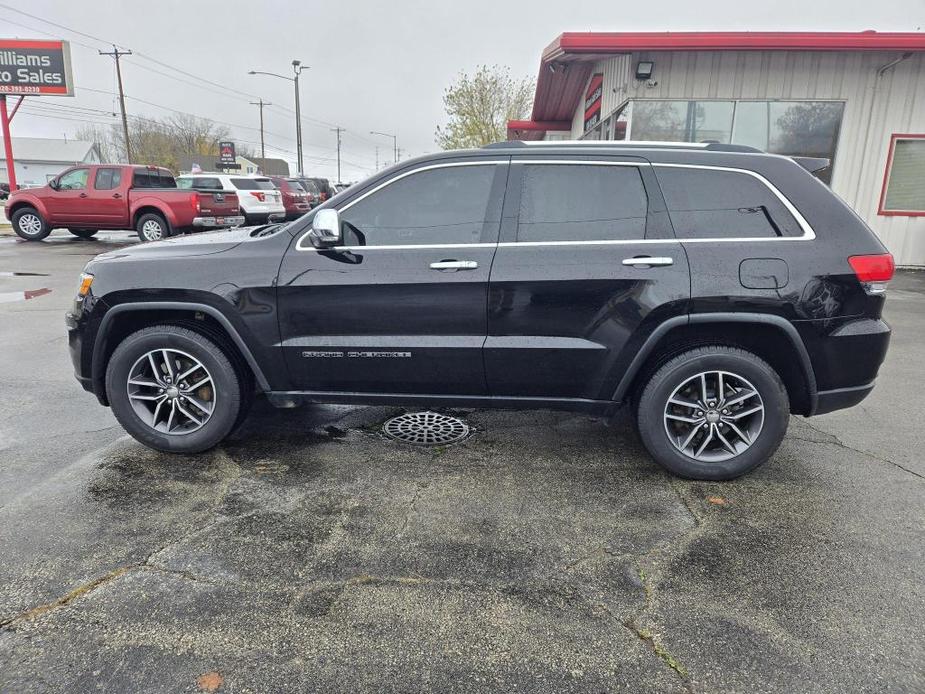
48 179 60 191
309 209 341 248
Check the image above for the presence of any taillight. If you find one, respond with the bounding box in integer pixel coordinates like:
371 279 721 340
190 193 200 214
250 191 266 202
849 253 894 294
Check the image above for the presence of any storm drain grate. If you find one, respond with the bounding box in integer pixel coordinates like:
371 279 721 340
382 411 470 446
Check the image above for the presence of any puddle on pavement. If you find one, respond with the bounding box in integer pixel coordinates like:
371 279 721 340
0 271 50 277
0 287 52 303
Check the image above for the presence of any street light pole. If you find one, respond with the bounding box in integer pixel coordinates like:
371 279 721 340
292 60 304 175
370 131 398 165
330 126 344 183
248 62 307 175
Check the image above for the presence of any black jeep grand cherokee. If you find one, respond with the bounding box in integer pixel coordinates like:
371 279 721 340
66 141 893 480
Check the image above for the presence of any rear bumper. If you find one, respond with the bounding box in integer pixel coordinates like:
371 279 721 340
801 317 890 416
814 382 876 415
192 215 245 228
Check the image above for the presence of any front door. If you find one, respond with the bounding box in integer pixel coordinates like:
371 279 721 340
485 158 691 401
276 159 508 394
44 167 93 225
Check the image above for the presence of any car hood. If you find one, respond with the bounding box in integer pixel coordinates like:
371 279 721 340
92 226 260 263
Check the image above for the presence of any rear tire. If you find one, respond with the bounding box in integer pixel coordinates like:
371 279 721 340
636 345 789 480
106 325 243 453
136 213 170 242
68 228 98 238
12 207 51 241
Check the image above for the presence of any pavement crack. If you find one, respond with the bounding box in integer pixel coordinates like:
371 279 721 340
0 565 134 631
621 615 692 688
799 420 925 482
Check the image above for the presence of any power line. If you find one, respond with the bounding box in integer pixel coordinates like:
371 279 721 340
0 4 124 49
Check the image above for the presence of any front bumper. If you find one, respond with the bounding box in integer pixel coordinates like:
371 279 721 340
192 215 246 228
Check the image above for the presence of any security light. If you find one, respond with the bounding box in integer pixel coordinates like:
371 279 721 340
635 60 654 80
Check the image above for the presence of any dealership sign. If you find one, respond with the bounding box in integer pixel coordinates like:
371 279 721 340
583 73 604 132
219 141 236 165
0 39 74 96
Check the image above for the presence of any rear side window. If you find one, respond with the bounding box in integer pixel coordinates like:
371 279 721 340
656 167 802 238
517 164 648 242
132 170 176 188
178 177 222 190
94 167 122 191
230 177 275 191
340 164 496 246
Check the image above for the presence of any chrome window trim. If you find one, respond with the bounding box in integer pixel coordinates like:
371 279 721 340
295 160 815 251
652 163 815 241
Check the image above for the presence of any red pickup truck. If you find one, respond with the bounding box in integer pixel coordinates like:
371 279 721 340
5 164 245 242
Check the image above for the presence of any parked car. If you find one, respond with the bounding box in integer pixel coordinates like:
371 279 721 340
177 173 284 226
67 141 894 480
5 165 244 242
300 176 336 203
269 176 312 220
298 178 322 208
0 182 10 201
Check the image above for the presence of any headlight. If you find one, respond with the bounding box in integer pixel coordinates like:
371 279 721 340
77 272 94 298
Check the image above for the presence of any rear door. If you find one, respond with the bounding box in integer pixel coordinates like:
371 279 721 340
276 158 508 394
485 156 691 400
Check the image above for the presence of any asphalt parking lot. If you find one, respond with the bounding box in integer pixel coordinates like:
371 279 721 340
0 229 923 693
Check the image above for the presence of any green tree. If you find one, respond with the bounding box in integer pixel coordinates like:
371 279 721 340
435 65 534 149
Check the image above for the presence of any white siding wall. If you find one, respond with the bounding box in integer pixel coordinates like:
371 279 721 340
580 50 925 266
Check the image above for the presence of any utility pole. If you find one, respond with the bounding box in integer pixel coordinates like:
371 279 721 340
249 98 271 159
99 45 133 164
330 126 344 184
370 131 398 168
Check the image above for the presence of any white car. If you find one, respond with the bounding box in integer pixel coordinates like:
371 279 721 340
177 173 285 226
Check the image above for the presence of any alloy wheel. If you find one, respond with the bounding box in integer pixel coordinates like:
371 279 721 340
141 219 164 241
126 348 215 435
18 213 42 237
663 370 764 463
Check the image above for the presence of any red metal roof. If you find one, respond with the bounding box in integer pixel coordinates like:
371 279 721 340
508 31 925 140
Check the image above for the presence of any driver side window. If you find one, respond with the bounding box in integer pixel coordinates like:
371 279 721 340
339 164 497 246
58 168 89 191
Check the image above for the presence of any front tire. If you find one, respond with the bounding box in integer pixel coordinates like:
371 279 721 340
12 207 51 241
106 325 243 453
136 213 170 242
68 228 98 239
636 346 789 480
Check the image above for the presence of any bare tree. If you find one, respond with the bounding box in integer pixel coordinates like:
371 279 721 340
74 123 116 163
435 65 534 149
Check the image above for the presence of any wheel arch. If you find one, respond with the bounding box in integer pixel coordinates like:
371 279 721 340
8 197 48 220
132 204 175 229
614 313 818 416
91 301 270 405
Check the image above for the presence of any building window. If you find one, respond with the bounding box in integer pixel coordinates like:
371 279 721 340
879 135 925 216
627 100 845 184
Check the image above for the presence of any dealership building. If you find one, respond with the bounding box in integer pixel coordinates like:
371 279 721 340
508 32 925 266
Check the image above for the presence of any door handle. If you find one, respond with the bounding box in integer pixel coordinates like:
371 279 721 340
622 256 673 267
78 193 88 198
429 260 478 271
112 193 122 199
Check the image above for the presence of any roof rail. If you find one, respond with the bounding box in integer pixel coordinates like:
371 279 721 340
487 140 762 153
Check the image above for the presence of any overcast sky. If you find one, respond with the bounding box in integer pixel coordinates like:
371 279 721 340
2 0 923 181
